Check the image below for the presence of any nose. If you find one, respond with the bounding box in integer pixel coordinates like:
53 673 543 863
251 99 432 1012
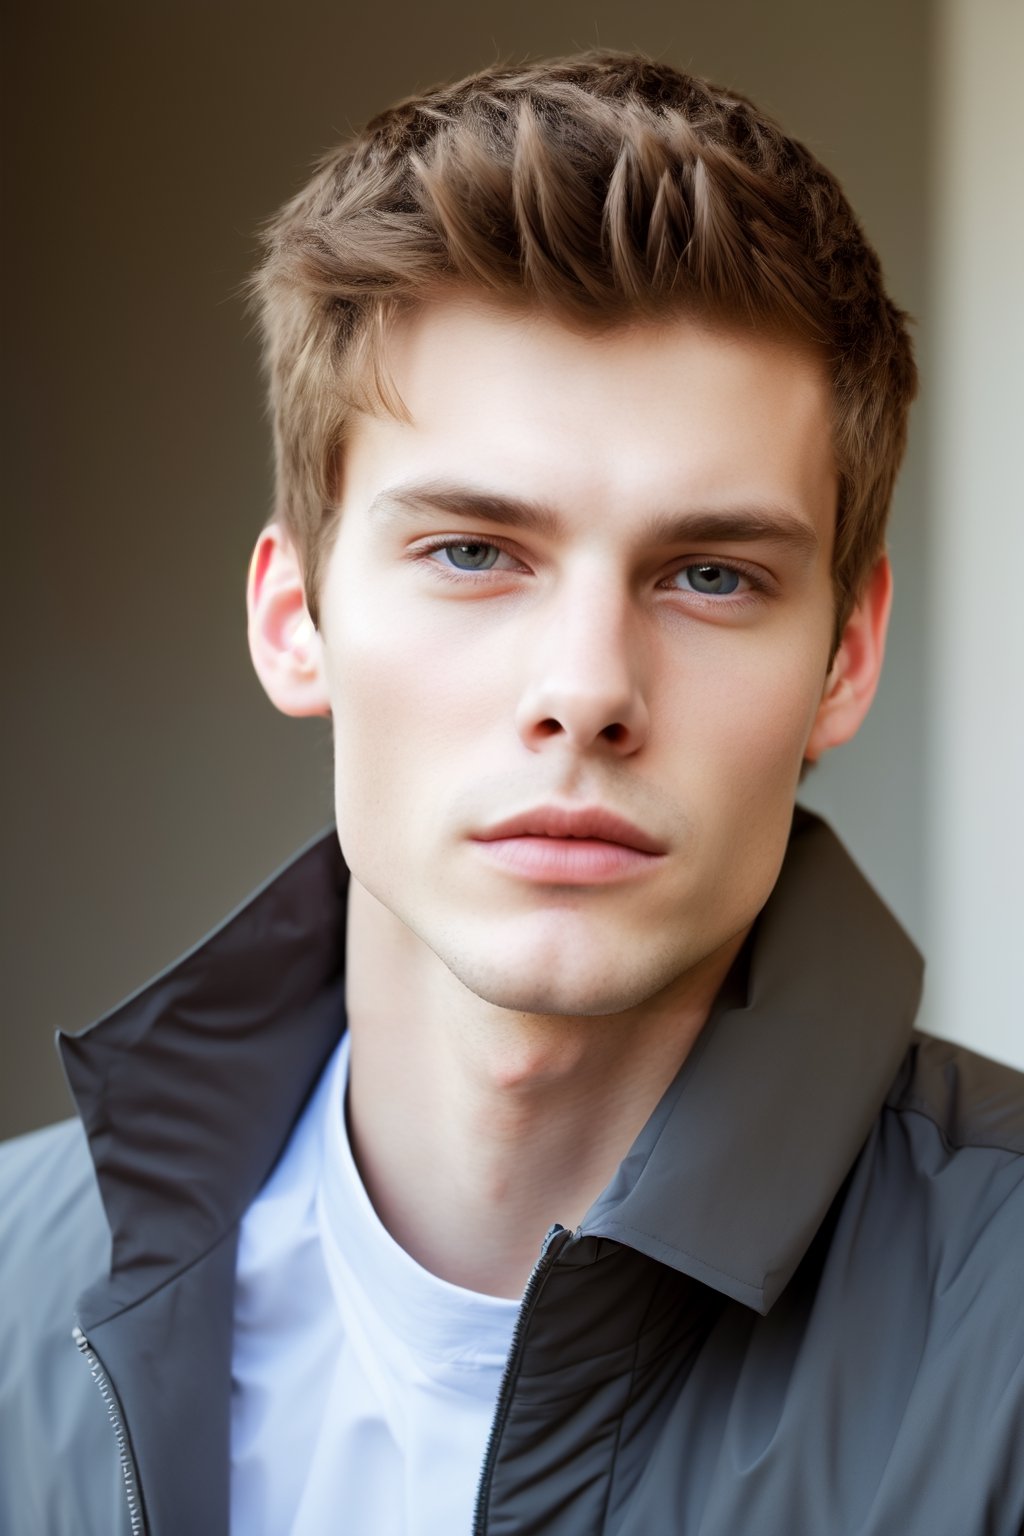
514 573 650 757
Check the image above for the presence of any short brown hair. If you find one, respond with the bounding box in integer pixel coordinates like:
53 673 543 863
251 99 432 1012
251 50 916 634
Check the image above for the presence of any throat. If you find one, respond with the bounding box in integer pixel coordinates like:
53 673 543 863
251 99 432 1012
339 872 742 1296
342 998 707 1297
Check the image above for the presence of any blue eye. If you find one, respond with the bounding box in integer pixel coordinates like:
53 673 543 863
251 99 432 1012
675 563 741 595
437 542 501 571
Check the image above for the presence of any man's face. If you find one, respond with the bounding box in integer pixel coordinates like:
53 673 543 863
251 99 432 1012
316 298 840 1018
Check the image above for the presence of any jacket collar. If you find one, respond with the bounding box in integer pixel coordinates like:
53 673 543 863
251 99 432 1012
60 826 350 1323
582 808 923 1311
61 807 922 1323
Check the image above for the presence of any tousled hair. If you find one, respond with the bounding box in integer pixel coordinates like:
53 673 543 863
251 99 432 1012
251 51 916 633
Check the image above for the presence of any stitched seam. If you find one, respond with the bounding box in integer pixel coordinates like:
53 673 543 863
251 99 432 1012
597 1275 666 1534
888 1099 1024 1158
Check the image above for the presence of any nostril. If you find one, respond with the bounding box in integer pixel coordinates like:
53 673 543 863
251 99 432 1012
537 719 563 737
602 723 627 744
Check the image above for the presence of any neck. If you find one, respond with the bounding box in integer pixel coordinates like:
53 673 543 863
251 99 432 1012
343 878 745 1298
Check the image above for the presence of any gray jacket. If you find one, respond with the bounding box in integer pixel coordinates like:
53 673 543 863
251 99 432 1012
2 810 1023 1536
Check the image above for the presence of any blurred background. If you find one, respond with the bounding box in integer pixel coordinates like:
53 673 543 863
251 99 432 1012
3 0 1021 1138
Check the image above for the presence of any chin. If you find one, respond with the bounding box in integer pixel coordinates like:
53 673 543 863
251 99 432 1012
440 943 685 1020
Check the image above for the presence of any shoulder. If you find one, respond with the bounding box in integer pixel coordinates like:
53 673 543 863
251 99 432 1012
0 1115 110 1348
0 1116 110 1367
0 1113 97 1184
886 1030 1024 1155
0 1121 119 1533
0 1119 111 1391
873 1034 1024 1325
0 1115 108 1272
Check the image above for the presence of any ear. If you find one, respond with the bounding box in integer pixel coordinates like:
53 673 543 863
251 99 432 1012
804 555 892 762
246 523 331 717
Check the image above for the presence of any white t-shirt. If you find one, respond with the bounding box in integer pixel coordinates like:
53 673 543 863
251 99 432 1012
230 1035 520 1536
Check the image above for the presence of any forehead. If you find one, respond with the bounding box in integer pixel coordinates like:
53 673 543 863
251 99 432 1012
342 297 838 549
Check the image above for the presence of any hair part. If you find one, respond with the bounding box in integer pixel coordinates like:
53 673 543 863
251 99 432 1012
251 51 917 641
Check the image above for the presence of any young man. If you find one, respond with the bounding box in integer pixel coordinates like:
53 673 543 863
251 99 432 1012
2 51 1022 1536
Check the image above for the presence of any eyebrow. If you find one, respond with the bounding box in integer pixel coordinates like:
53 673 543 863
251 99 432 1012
368 478 821 559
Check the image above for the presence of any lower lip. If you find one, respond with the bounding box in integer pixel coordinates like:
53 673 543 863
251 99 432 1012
471 836 662 883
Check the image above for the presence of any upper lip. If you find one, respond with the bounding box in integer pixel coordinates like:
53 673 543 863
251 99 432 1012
473 805 666 855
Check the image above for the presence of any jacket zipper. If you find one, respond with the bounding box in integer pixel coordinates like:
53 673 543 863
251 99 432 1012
72 1323 147 1536
471 1223 572 1536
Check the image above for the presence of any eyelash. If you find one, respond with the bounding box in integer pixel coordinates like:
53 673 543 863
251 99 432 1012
413 536 771 602
416 536 526 582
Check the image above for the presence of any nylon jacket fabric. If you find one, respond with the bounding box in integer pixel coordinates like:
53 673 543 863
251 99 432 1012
1 810 1022 1536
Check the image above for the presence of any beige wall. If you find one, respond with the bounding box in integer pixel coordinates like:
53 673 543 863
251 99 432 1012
922 0 1024 1068
3 0 931 1137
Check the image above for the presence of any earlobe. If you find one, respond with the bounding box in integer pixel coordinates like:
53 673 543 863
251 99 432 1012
804 556 892 763
246 524 331 718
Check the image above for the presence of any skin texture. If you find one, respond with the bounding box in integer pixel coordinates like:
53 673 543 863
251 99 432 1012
248 297 891 1294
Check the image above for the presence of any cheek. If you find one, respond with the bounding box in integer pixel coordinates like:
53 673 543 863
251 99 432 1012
737 657 824 766
322 582 501 851
655 638 829 937
659 625 829 808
